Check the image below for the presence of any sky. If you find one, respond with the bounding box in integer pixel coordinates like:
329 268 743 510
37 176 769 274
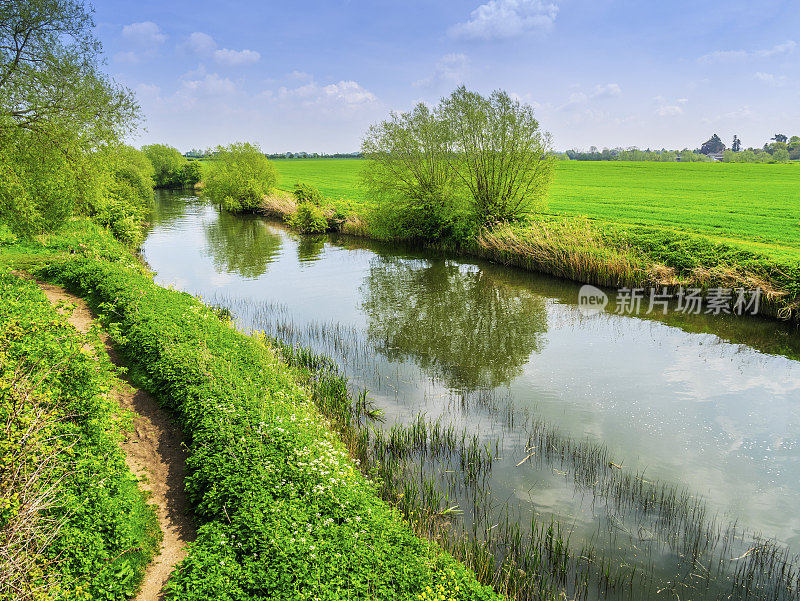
94 0 800 153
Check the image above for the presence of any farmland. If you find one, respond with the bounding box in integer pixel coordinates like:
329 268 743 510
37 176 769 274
274 159 800 261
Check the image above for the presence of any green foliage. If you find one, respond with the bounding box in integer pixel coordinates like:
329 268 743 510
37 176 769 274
203 142 276 213
40 230 500 601
142 144 188 188
288 201 329 233
0 269 159 601
292 182 324 204
362 87 554 240
442 86 554 223
182 161 203 187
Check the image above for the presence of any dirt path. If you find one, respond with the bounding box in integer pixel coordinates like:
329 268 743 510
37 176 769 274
37 282 195 601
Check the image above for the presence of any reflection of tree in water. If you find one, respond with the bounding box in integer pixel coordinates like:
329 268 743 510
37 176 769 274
297 235 326 264
204 212 282 278
148 190 199 228
361 256 548 390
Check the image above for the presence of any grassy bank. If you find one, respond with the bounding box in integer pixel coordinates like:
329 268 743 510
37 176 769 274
268 159 800 320
8 219 500 600
0 268 160 600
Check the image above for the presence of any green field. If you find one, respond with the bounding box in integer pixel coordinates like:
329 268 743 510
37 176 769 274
273 159 800 260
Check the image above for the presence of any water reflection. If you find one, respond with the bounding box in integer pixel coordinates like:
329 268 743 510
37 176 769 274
361 256 548 390
203 212 282 278
297 235 326 264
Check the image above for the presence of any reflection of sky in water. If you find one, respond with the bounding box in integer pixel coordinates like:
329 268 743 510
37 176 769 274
142 194 800 555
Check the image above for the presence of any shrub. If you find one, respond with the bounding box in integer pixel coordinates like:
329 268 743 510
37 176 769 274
203 142 276 212
288 201 329 233
142 144 188 188
182 161 203 187
292 182 324 204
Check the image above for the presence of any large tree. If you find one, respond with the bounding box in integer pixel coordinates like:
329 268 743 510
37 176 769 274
700 134 726 155
0 0 140 236
0 0 137 143
442 86 553 224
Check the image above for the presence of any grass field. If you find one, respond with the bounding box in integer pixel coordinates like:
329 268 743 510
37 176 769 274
273 159 800 261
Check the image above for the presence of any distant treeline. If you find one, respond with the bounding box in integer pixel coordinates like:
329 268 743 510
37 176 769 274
184 149 363 160
564 134 800 163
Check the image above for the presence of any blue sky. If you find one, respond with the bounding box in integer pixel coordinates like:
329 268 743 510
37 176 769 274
94 0 800 153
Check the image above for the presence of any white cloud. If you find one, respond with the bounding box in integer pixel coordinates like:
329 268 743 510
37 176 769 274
413 53 469 88
654 96 684 117
698 40 796 64
449 0 559 41
754 71 788 87
121 21 167 46
180 72 237 98
563 83 621 108
214 48 261 66
113 51 140 64
591 83 622 99
276 78 377 110
185 32 217 55
288 70 313 81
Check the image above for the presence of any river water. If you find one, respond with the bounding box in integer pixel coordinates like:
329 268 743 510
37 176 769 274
143 190 800 600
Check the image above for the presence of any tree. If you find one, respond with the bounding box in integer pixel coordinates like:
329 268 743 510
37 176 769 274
772 148 790 163
700 134 725 155
788 136 800 160
441 86 554 224
142 144 188 188
732 135 741 152
361 103 459 240
182 161 202 187
0 0 138 143
772 134 788 144
203 142 276 212
0 0 139 237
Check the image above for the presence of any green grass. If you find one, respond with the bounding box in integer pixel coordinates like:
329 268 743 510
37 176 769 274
273 159 800 261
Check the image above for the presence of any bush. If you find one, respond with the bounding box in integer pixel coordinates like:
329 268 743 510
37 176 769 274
288 201 329 233
292 182 324 204
142 144 188 188
203 142 276 212
182 161 203 187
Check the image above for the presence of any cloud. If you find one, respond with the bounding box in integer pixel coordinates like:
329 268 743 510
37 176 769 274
275 78 377 111
185 32 217 55
214 48 261 66
179 67 238 100
413 53 469 88
698 40 796 64
654 96 684 117
121 21 167 47
591 83 622 99
754 72 788 87
449 0 559 41
288 70 313 81
563 83 621 108
182 32 260 66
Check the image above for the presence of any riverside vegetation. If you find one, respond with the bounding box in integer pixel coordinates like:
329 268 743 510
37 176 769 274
200 117 799 323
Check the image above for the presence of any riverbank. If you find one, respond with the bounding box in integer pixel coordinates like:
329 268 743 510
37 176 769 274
1 219 501 600
257 189 800 323
0 268 161 600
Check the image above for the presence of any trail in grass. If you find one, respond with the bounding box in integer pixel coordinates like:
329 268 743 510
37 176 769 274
37 281 195 601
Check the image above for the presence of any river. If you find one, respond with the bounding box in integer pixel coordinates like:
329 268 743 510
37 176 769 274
142 190 800 600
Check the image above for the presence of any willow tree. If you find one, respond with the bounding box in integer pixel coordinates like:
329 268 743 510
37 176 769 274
0 0 139 236
361 103 460 240
441 86 553 224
